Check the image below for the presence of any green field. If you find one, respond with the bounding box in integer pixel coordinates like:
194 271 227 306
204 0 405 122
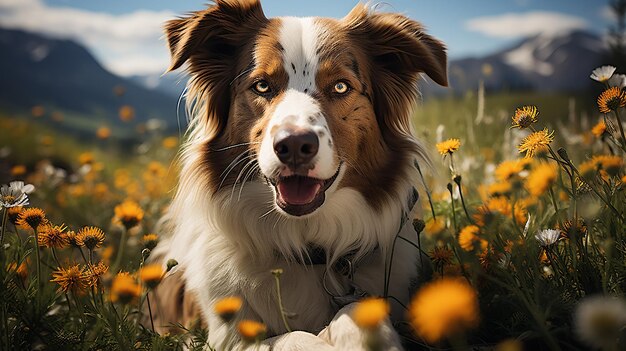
0 87 625 350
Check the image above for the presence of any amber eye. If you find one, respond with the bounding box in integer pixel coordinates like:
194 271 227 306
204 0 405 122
333 81 349 94
253 80 271 94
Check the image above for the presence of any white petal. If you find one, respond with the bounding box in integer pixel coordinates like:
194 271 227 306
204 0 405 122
22 184 35 194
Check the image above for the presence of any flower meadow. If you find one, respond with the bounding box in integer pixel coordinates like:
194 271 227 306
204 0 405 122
1 66 626 351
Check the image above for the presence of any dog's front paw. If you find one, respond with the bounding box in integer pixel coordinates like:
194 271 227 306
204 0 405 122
317 303 404 351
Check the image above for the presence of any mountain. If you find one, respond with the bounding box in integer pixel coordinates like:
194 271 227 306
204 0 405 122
129 72 188 100
0 28 179 131
423 30 610 95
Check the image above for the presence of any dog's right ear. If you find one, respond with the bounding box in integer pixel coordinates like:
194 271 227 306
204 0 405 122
164 0 267 72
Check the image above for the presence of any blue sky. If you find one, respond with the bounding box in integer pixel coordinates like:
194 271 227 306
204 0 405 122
0 0 612 76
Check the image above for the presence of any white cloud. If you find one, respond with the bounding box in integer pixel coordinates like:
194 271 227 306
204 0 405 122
466 11 588 39
0 0 175 76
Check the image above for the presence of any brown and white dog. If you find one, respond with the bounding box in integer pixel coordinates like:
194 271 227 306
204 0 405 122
152 0 447 349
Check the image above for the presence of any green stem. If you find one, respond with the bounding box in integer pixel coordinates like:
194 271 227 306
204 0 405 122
547 187 561 226
272 272 292 332
33 227 41 291
0 208 8 245
112 227 128 272
447 184 458 232
415 160 437 220
146 290 156 332
455 180 474 224
51 247 62 267
612 109 626 151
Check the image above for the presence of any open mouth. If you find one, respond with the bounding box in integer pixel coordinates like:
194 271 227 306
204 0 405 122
270 166 341 216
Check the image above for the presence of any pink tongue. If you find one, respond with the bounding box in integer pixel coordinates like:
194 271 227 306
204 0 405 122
277 177 322 205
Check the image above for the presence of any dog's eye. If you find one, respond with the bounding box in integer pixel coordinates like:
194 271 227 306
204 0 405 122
252 80 271 94
333 81 350 94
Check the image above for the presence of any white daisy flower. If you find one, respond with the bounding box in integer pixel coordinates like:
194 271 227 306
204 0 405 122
574 295 626 350
535 229 560 247
590 65 616 83
608 73 626 89
0 181 35 208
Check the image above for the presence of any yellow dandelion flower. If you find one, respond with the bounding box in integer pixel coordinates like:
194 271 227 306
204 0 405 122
593 155 623 177
31 105 45 117
85 261 109 287
214 296 243 322
579 160 598 180
118 105 135 122
65 230 80 248
7 259 29 280
495 159 532 182
597 87 626 114
113 84 126 96
518 129 554 158
16 207 47 230
436 138 461 155
93 183 109 199
78 152 94 165
622 175 626 185
495 339 524 351
591 120 607 138
114 200 144 229
237 320 267 343
142 233 159 250
162 136 178 149
525 163 558 196
474 197 527 226
7 206 23 225
51 264 87 294
143 161 167 181
10 165 27 177
352 298 390 330
110 272 141 304
101 246 114 264
114 169 131 189
96 126 111 139
511 105 538 129
38 223 68 249
458 225 487 252
76 226 106 250
430 246 454 268
40 135 54 146
424 217 445 235
559 218 587 241
487 182 512 197
139 264 164 289
408 278 479 343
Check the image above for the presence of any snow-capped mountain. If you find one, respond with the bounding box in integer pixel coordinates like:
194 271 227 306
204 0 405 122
423 30 609 95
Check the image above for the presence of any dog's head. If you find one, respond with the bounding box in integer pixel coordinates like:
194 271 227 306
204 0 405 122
167 0 447 218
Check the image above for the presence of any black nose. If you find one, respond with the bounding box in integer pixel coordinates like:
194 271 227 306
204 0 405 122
273 128 319 168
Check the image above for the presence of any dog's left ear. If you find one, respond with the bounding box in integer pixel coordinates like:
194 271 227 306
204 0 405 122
343 5 447 138
343 5 448 87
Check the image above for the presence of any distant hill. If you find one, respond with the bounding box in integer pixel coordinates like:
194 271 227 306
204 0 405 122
423 30 609 96
0 28 179 131
129 72 188 100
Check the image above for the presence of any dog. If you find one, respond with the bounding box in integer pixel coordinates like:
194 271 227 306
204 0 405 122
150 0 448 349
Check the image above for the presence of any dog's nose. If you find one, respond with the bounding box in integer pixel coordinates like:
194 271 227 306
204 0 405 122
273 127 319 168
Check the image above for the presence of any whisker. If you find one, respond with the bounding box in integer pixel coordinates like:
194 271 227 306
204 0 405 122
218 153 255 190
210 142 260 152
238 164 260 201
230 65 255 86
259 206 277 219
230 159 258 201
